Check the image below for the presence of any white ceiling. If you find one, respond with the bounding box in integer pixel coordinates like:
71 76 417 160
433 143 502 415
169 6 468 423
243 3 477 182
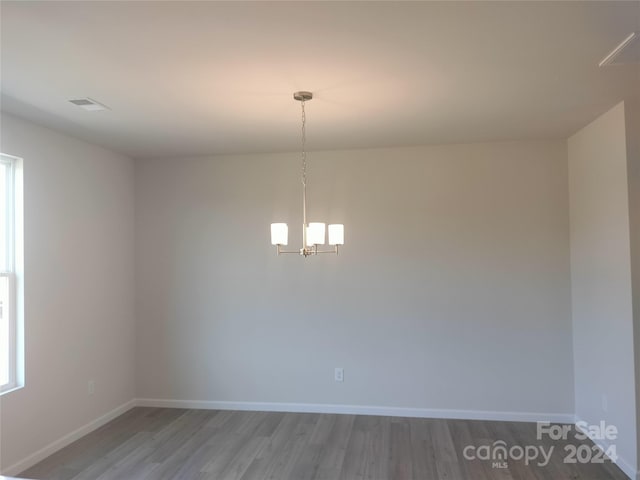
1 1 638 159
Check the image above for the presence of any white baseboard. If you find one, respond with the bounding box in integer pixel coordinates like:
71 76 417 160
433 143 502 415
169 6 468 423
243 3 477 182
575 416 638 480
136 397 575 424
1 399 136 476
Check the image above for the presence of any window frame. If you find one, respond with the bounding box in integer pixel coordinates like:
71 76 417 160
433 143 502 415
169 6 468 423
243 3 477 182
0 272 17 392
0 153 23 395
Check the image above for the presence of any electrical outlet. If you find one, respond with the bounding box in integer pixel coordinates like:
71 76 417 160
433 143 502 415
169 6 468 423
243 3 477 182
334 367 344 382
88 380 95 395
602 394 608 413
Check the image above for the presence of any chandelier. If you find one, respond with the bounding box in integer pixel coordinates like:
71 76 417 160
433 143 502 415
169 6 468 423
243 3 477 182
270 91 344 257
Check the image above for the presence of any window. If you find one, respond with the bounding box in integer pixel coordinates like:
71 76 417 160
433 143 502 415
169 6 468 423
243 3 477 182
0 153 23 394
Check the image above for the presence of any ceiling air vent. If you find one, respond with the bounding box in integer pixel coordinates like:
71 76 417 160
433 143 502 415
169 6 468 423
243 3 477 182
68 97 110 111
599 32 639 67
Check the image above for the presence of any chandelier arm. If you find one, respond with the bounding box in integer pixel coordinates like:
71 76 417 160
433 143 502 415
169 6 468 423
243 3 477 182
276 244 305 255
274 246 337 256
314 247 339 254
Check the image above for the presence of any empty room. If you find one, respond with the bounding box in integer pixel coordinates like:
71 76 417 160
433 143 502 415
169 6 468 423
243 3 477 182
0 1 639 479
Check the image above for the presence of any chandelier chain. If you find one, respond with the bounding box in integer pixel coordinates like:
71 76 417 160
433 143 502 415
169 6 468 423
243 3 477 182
301 100 307 188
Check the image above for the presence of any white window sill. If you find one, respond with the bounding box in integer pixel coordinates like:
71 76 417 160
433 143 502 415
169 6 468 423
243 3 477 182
0 383 24 396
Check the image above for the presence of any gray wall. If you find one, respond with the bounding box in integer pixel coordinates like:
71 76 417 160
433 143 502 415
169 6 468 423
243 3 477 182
0 113 136 472
568 101 637 476
625 99 640 474
135 141 574 418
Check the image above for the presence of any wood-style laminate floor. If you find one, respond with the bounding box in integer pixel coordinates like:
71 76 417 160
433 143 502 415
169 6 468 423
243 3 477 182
21 407 629 480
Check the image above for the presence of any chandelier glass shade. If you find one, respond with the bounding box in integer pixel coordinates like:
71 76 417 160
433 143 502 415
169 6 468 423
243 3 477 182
270 91 344 257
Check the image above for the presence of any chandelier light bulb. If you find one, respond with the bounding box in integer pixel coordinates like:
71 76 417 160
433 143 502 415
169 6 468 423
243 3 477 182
328 224 344 245
306 222 326 246
270 223 288 245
